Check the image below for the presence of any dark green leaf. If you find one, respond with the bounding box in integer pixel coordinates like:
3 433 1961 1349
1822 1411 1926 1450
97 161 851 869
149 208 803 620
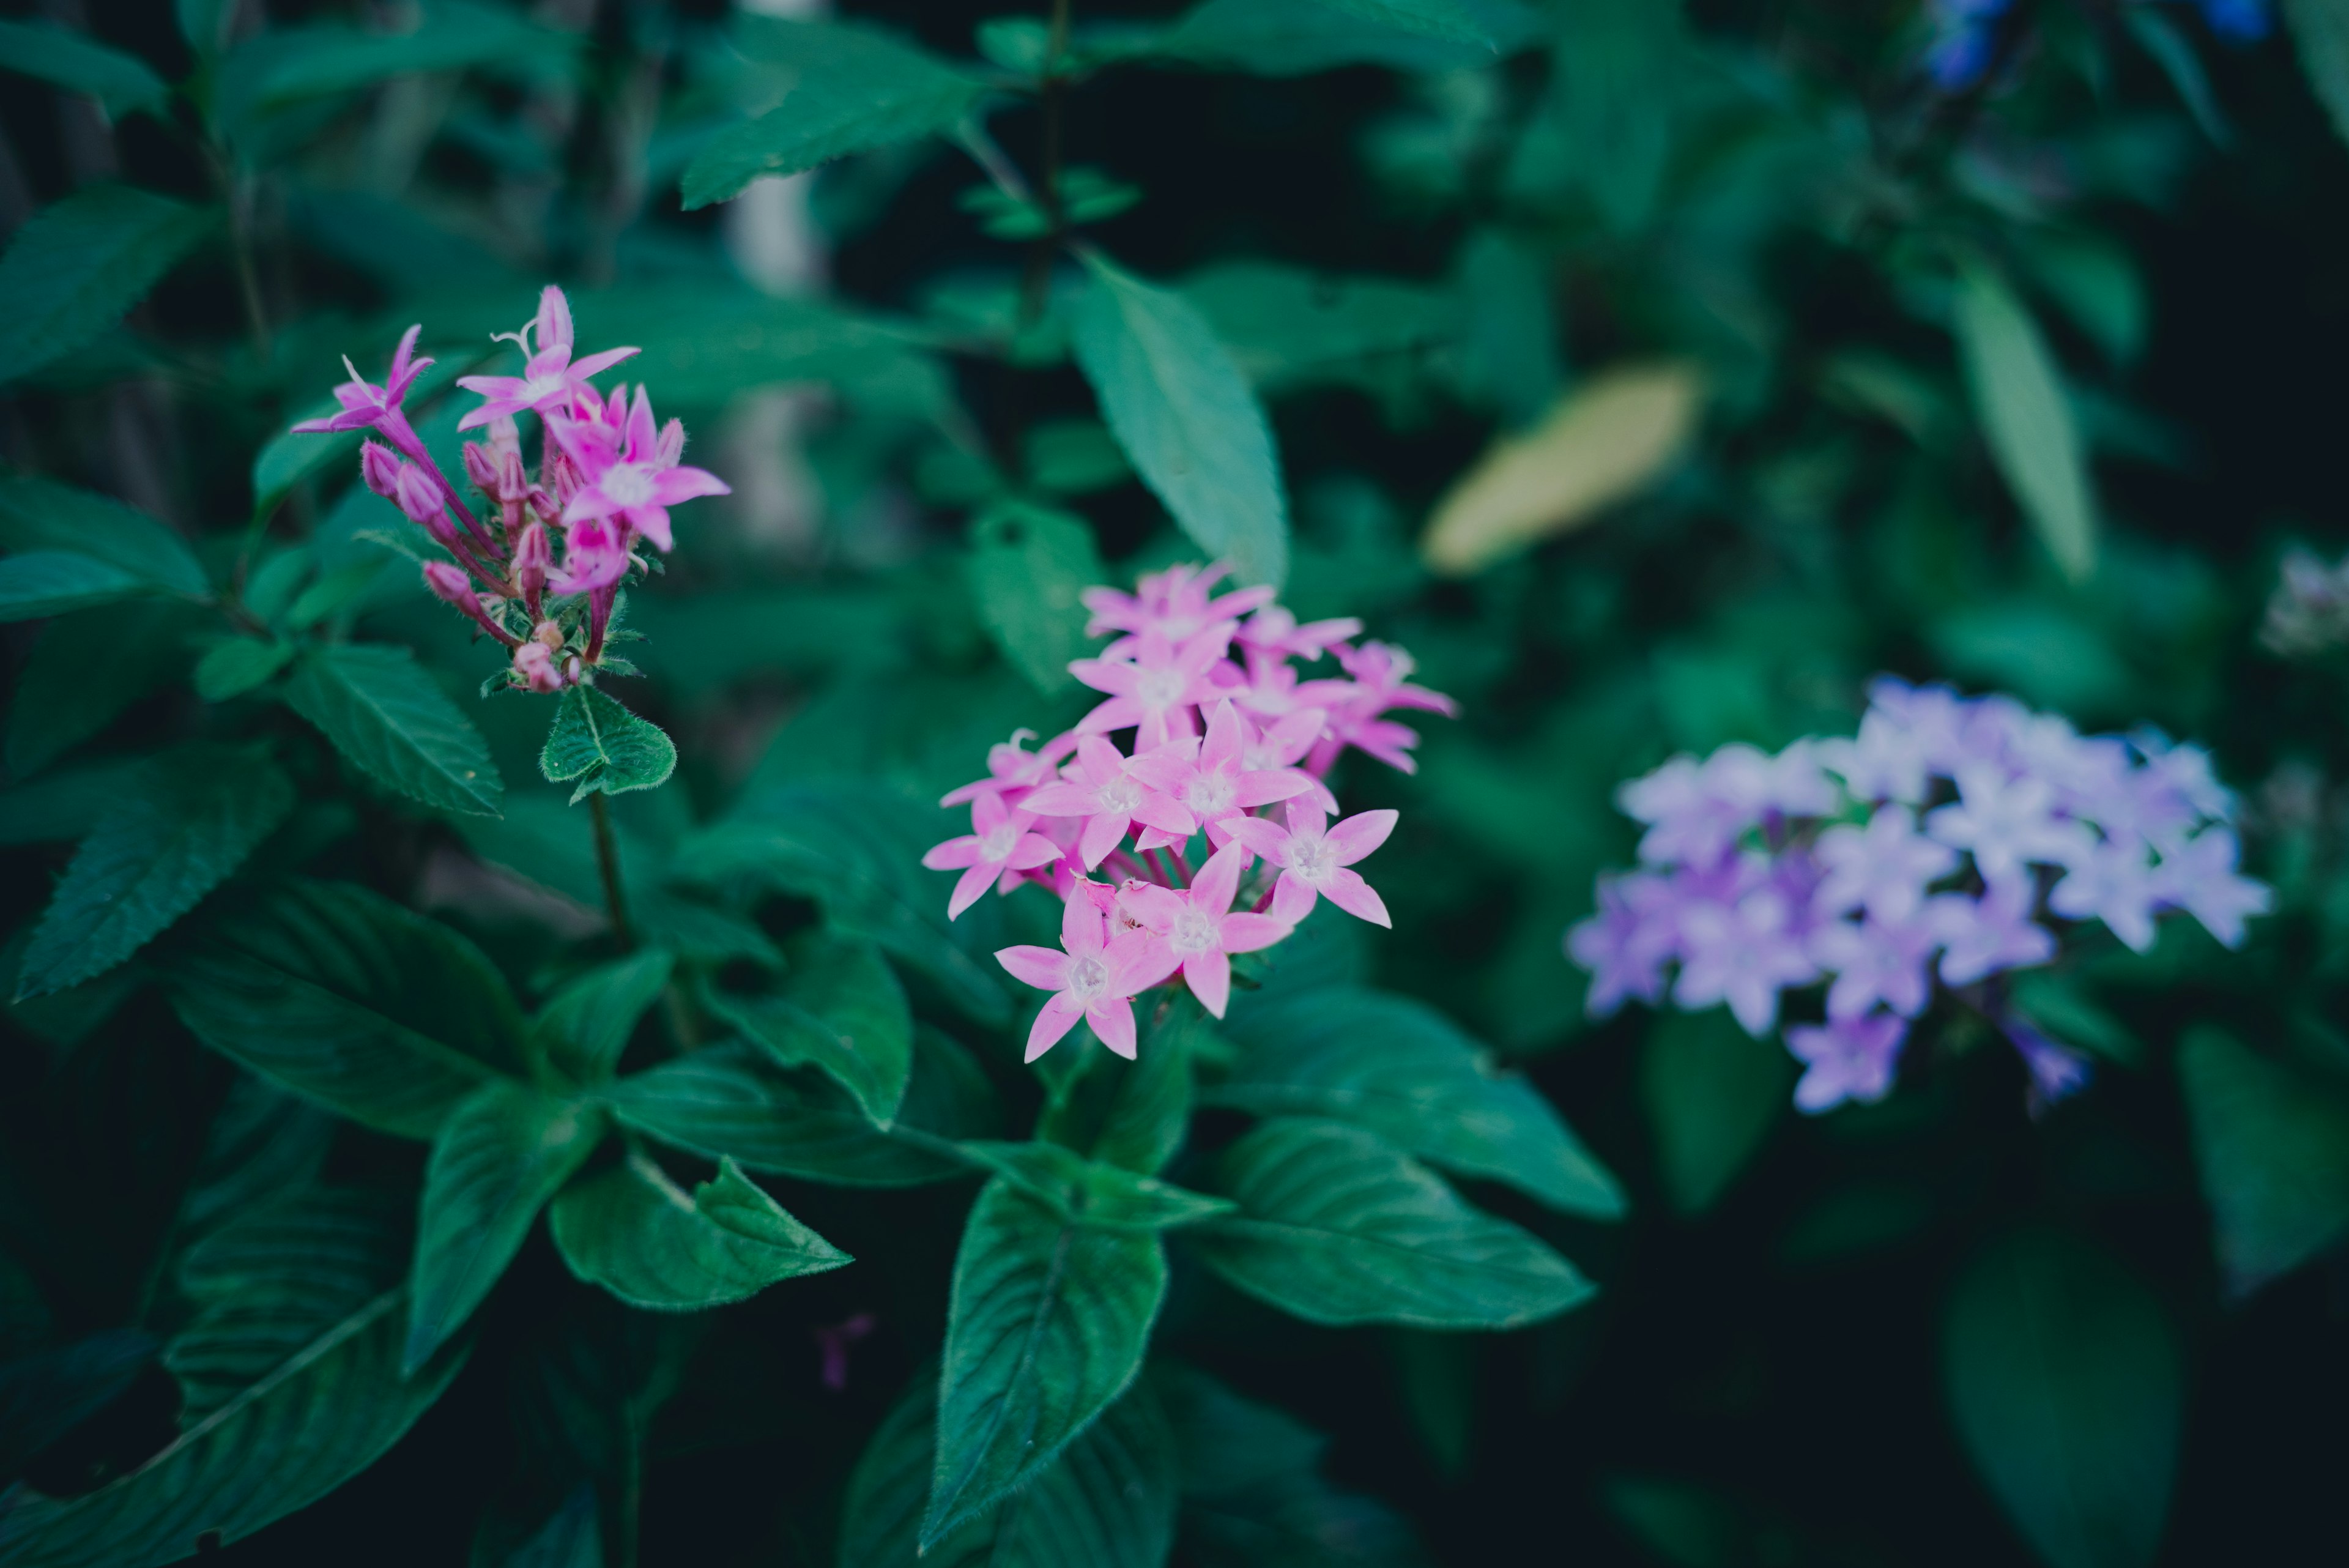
1942 1229 2183 1568
503 1487 601 1568
213 0 579 128
1037 1001 1199 1176
406 1080 606 1373
967 500 1104 696
2175 1027 2349 1297
1953 259 2097 583
192 636 295 702
162 879 522 1139
1315 0 1533 47
2288 0 2349 149
924 1177 1168 1547
957 1140 1234 1230
541 683 675 803
1638 1007 1791 1215
680 19 988 210
533 950 675 1087
285 642 505 818
165 1076 336 1258
16 744 293 999
0 760 140 847
1181 261 1459 396
1069 253 1290 590
0 476 209 597
0 20 171 118
1211 986 1625 1219
0 1331 157 1478
0 551 149 622
0 185 217 387
841 1372 1176 1568
549 1152 851 1312
705 931 912 1126
7 603 199 775
1153 0 1537 75
1192 1119 1592 1330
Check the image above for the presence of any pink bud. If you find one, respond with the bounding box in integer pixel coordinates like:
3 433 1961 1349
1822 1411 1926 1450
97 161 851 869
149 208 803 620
421 560 478 610
462 441 500 495
360 441 403 499
511 522 551 605
513 639 564 693
488 414 522 458
393 464 446 529
656 418 685 467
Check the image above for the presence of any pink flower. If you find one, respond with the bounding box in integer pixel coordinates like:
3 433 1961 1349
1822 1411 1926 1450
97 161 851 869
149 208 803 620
551 385 729 555
1226 797 1397 927
1069 625 1233 751
360 440 403 499
291 324 433 435
1082 561 1274 655
1128 700 1313 848
922 793 1062 919
548 511 633 596
458 286 640 430
1022 735 1198 869
1236 603 1360 663
512 640 565 693
940 729 1080 809
1308 642 1457 776
993 888 1177 1061
1114 842 1290 1017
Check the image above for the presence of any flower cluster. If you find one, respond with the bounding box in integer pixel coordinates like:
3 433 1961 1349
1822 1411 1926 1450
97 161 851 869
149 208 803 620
925 562 1455 1061
1567 678 2272 1113
292 286 728 691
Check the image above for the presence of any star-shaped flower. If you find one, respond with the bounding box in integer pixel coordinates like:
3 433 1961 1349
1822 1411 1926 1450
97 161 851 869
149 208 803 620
922 794 1062 919
994 887 1174 1061
1114 842 1290 1018
458 285 640 430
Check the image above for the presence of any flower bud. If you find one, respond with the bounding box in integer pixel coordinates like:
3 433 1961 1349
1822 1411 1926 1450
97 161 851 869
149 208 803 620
656 417 685 468
545 450 585 507
511 521 551 606
462 440 500 496
488 413 522 460
360 440 403 499
393 464 447 530
421 560 478 611
513 639 564 693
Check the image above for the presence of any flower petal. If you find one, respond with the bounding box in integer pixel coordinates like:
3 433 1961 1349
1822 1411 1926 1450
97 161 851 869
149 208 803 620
1190 842 1248 918
1320 868 1392 928
1026 994 1085 1061
1086 997 1138 1060
1118 882 1188 933
1219 912 1292 953
1184 949 1233 1019
922 836 982 871
1326 808 1399 864
996 945 1073 992
947 863 997 919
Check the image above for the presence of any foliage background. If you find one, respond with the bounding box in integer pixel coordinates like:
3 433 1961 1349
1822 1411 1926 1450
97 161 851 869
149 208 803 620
2 0 2348 1564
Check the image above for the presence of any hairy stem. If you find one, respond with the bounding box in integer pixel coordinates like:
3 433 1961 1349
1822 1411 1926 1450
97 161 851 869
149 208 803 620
590 792 634 949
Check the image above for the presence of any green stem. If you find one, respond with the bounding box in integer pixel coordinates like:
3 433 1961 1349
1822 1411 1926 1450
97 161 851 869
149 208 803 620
589 792 634 949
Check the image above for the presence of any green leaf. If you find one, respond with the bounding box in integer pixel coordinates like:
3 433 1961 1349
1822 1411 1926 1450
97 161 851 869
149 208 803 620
967 500 1104 696
1638 1007 1792 1215
0 20 171 119
0 1331 157 1477
1181 260 1460 395
841 1372 1176 1568
1037 1001 1199 1176
1953 259 2098 583
2287 0 2349 150
15 745 293 1000
680 18 989 210
1314 0 1531 50
703 931 913 1126
1210 986 1625 1219
957 1140 1234 1230
532 950 675 1087
2175 1027 2349 1298
675 783 1010 1025
192 636 295 702
7 603 199 775
406 1080 606 1373
501 1488 601 1568
0 185 217 387
285 642 505 818
1155 1362 1433 1568
1069 253 1290 589
549 1151 851 1312
0 475 209 596
0 551 148 622
923 1177 1168 1547
1154 0 1538 75
541 683 676 803
603 1036 985 1187
213 0 579 127
1942 1229 2184 1568
162 879 523 1139
0 1192 465 1568
1192 1119 1592 1331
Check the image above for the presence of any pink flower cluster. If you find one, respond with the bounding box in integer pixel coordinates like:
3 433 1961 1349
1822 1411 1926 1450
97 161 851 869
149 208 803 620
291 286 728 690
1566 678 2272 1113
926 563 1455 1061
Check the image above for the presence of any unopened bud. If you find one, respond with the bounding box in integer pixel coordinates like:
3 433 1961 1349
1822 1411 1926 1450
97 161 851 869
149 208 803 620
656 417 685 467
512 522 551 603
513 640 563 693
393 464 447 530
421 560 478 611
462 440 499 495
360 440 403 499
545 451 584 507
488 413 522 459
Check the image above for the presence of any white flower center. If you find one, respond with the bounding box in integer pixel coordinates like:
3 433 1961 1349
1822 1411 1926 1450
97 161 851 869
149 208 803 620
601 464 656 507
1099 777 1141 813
1065 954 1109 1000
1183 775 1234 816
979 825 1020 861
1136 667 1186 709
1170 907 1219 954
523 371 570 402
1290 835 1336 883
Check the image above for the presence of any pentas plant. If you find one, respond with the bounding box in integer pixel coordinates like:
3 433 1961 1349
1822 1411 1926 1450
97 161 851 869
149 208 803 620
294 284 728 694
922 562 1455 1058
1567 679 2273 1113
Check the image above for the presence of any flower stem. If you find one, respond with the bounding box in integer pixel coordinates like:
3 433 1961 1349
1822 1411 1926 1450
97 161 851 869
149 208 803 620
589 792 634 949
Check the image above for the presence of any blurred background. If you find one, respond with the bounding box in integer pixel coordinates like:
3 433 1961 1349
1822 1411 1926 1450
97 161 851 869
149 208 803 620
5 0 2349 1564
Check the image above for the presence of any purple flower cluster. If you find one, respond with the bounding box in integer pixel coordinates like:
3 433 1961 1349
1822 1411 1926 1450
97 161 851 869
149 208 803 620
1566 678 2272 1113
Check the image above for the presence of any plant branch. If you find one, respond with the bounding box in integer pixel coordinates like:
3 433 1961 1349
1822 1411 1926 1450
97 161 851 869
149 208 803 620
589 792 634 949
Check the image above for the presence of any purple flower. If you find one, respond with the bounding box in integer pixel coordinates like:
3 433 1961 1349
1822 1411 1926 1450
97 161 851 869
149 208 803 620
1926 763 2092 882
1809 913 1940 1020
2048 839 2164 953
1566 872 1679 1017
1816 804 1958 924
1787 1014 1909 1113
2001 1014 2092 1113
1672 855 1820 1036
291 324 434 436
1929 878 2056 986
1817 710 1929 804
2155 828 2273 948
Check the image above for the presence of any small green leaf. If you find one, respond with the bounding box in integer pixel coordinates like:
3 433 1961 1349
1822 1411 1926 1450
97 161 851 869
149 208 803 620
1069 252 1290 589
680 18 989 209
956 1140 1234 1230
1942 1229 2184 1568
0 20 172 119
1192 1118 1592 1331
0 185 217 387
550 1152 851 1312
16 745 293 1000
966 500 1104 696
703 930 913 1125
1953 258 2097 582
0 550 148 622
193 636 295 702
541 683 676 803
2176 1027 2349 1298
1211 985 1625 1219
406 1080 606 1373
7 603 199 775
1639 1007 1792 1215
923 1176 1167 1547
0 475 209 596
841 1372 1176 1568
286 642 504 817
532 950 675 1087
162 880 523 1139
